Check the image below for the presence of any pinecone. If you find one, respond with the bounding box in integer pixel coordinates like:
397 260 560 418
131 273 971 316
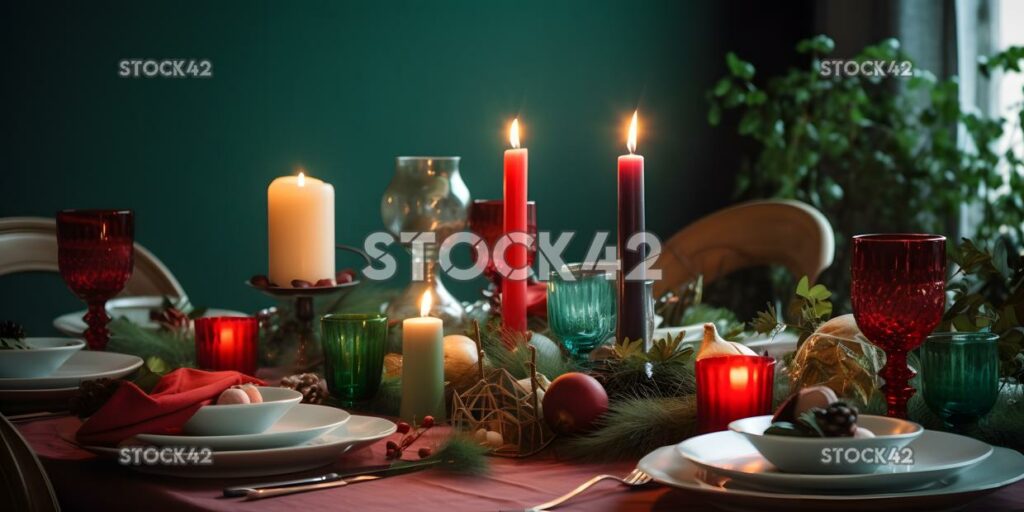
280 373 328 405
150 306 191 335
0 320 28 349
0 320 26 339
69 378 122 418
813 401 858 437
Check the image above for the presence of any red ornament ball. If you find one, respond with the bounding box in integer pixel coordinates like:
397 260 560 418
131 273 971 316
542 372 608 434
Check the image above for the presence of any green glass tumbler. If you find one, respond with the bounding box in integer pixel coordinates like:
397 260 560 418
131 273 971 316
320 313 389 407
546 264 616 360
920 332 999 429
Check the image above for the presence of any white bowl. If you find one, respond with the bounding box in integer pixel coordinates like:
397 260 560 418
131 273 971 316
182 386 303 436
0 338 85 378
729 415 924 474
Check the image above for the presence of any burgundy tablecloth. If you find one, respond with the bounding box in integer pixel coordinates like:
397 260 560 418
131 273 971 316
16 417 1024 512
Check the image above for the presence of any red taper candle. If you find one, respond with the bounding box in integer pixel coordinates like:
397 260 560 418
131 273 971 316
617 111 647 344
502 118 529 333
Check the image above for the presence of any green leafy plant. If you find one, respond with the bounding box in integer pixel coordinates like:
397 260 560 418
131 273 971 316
709 35 1024 301
753 276 834 345
943 237 1024 378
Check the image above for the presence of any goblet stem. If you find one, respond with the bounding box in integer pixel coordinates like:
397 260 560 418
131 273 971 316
83 301 111 351
879 349 916 419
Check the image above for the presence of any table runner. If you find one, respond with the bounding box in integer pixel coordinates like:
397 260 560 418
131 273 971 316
16 417 1024 512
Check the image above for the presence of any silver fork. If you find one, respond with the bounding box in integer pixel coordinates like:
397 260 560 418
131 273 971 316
523 468 653 511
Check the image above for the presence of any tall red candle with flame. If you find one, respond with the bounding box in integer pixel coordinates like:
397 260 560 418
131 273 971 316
617 111 647 344
502 118 528 333
195 317 259 376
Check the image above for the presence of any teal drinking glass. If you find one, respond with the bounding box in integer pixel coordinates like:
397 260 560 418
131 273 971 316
320 313 389 407
546 264 616 360
920 332 1000 430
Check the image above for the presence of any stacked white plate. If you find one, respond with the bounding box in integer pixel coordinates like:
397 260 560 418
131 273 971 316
0 350 144 411
638 429 1024 510
82 411 397 478
53 296 247 336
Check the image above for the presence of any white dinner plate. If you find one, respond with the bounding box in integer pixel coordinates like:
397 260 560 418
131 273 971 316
138 404 351 451
82 415 397 478
53 296 247 336
638 443 1024 510
677 429 992 491
0 350 143 390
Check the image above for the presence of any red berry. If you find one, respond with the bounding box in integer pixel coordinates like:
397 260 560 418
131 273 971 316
314 278 335 287
250 275 270 288
417 447 433 458
386 440 399 451
291 279 312 288
396 422 411 434
421 416 435 428
336 272 354 284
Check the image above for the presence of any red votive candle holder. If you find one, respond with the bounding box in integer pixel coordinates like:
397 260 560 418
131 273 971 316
696 355 775 433
194 316 259 376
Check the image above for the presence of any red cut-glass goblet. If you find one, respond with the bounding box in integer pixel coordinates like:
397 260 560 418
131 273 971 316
56 209 134 350
851 234 945 418
467 199 537 293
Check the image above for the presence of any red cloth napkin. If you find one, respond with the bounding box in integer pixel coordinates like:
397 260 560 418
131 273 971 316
76 368 263 446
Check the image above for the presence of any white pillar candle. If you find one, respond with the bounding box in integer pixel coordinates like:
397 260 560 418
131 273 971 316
400 293 447 422
267 172 335 287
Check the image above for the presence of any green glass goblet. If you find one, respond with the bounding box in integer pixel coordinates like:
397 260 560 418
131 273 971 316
920 332 1000 430
546 264 616 361
320 313 389 408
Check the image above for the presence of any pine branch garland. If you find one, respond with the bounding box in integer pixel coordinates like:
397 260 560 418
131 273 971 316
561 396 697 461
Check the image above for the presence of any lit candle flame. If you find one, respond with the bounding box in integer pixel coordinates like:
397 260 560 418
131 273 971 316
729 366 749 390
509 118 521 149
297 171 306 187
220 327 235 349
419 292 432 317
627 110 638 154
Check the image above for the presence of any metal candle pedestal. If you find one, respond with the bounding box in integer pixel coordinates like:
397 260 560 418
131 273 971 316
250 280 361 376
249 245 368 376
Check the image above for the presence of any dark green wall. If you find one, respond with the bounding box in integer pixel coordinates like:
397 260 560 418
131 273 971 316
0 0 741 334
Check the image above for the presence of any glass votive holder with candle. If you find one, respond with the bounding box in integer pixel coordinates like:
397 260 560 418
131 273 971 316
194 316 259 376
696 354 775 433
321 313 389 407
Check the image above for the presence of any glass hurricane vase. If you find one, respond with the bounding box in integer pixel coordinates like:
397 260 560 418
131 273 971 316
381 157 470 328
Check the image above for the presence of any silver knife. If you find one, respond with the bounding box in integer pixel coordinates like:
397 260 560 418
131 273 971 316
223 459 438 498
244 475 380 500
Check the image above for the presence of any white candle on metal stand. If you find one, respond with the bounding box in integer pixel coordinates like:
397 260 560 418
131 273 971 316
267 171 335 287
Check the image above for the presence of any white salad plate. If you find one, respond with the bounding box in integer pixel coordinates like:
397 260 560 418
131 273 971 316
639 441 1024 510
0 337 85 378
677 429 992 491
139 404 351 451
730 415 925 474
53 296 247 336
183 387 303 436
83 415 397 478
0 350 143 390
